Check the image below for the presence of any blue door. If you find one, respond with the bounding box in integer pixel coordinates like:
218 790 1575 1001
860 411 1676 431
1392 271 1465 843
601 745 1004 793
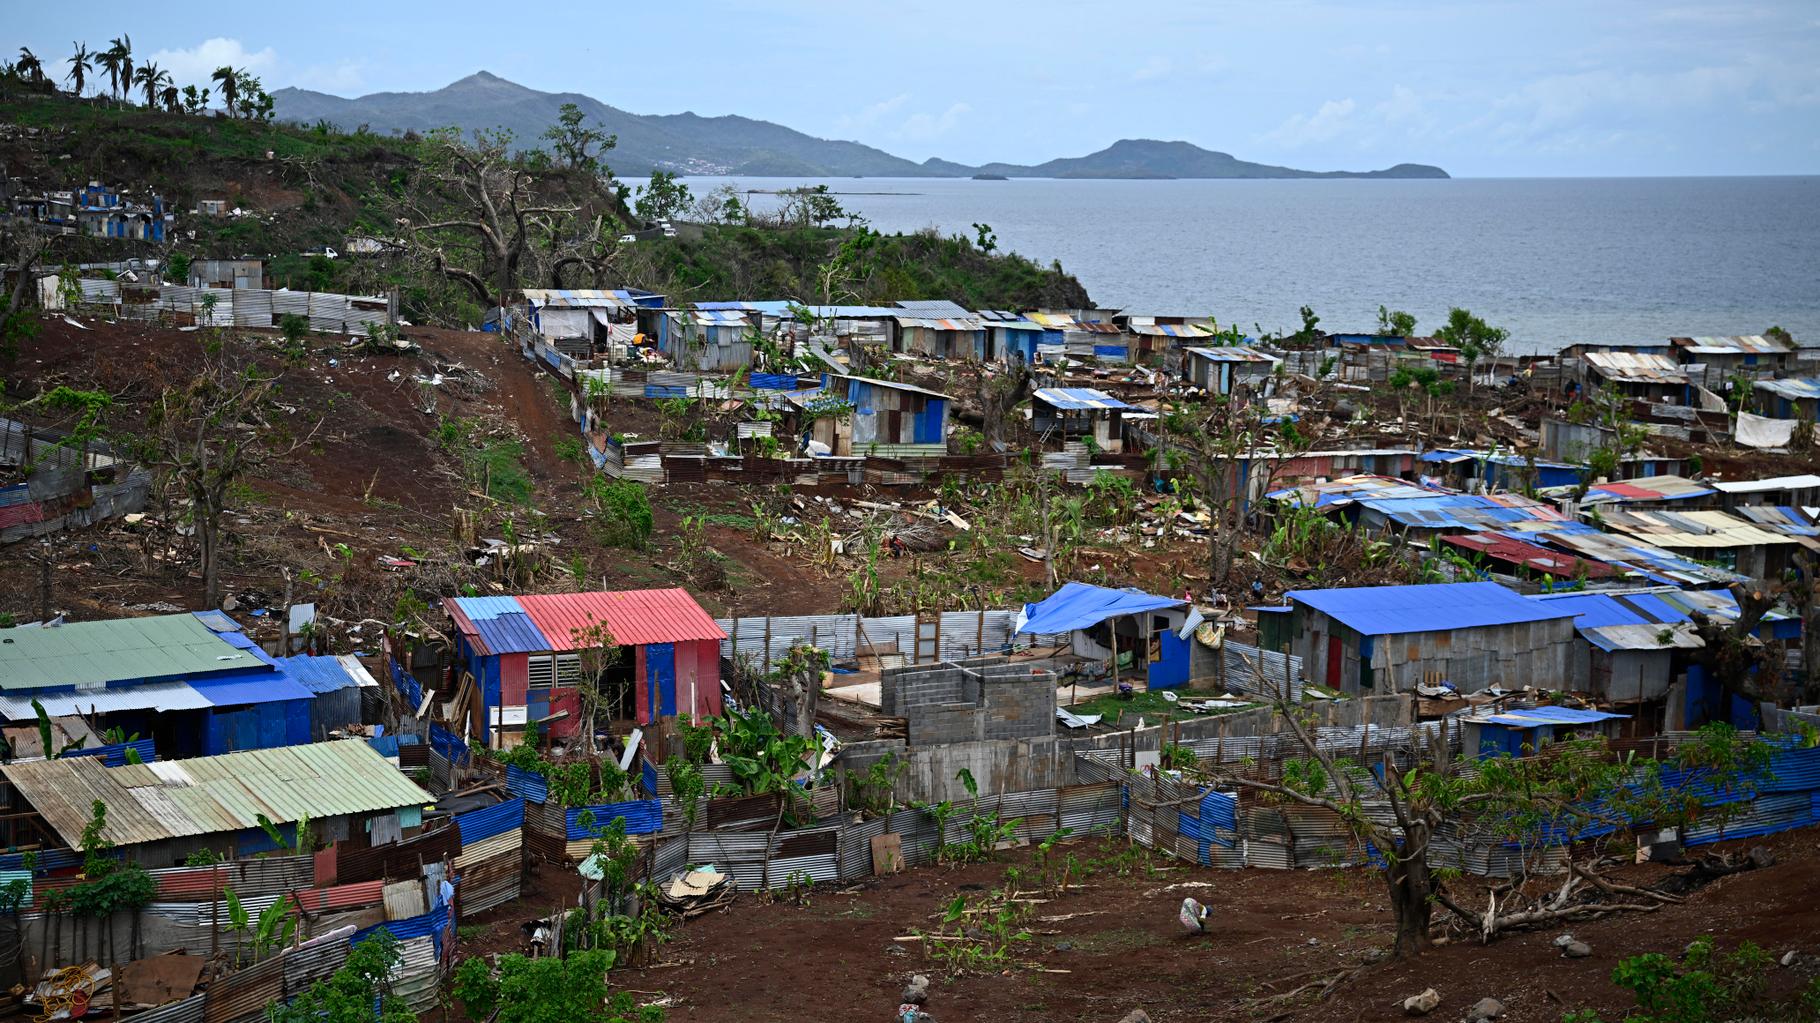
1148 630 1190 690
646 643 677 720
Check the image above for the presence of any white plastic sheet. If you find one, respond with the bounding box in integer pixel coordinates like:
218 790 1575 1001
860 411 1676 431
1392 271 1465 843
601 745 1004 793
1736 411 1795 449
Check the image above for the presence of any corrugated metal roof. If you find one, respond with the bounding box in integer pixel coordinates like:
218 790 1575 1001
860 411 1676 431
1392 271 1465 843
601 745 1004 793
1441 533 1617 578
1582 350 1687 383
1583 623 1704 652
0 679 215 719
523 289 632 309
1183 346 1280 364
1600 509 1800 549
1033 387 1135 412
1710 474 1820 494
1539 530 1748 586
831 374 952 400
1584 474 1715 504
893 315 984 331
445 600 551 657
188 673 314 707
1677 334 1796 355
0 613 262 690
1 740 430 850
1286 582 1578 635
273 655 364 694
894 299 973 317
517 590 727 649
1753 378 1820 401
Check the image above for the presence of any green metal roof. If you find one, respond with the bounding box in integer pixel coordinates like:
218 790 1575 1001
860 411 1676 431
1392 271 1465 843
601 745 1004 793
1 740 433 849
0 613 261 690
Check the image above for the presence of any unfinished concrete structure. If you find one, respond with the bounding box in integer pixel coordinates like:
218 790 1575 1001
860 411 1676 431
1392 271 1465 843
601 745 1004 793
880 657 1058 747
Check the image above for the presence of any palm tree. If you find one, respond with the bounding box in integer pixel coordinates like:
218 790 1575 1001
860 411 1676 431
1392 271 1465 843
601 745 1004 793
116 35 133 101
99 38 127 100
16 48 45 85
136 62 165 109
211 65 239 116
160 83 179 113
66 43 90 96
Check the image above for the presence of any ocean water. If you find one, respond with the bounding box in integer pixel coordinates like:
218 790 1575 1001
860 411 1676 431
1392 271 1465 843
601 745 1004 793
679 175 1820 354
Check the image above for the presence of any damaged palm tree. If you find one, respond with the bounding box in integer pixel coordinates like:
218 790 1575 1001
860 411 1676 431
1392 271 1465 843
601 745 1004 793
769 642 830 739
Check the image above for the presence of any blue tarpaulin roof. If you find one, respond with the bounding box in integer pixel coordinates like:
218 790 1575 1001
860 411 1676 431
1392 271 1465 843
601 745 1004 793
1286 582 1578 636
1018 582 1183 635
1484 706 1629 727
188 673 314 707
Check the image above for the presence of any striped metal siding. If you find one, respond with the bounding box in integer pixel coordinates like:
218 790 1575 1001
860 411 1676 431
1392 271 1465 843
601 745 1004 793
1058 782 1123 835
505 765 549 803
456 851 522 917
203 954 283 1023
131 994 205 1023
455 799 525 845
652 834 689 883
566 799 662 838
389 935 441 1013
282 925 355 996
838 816 887 880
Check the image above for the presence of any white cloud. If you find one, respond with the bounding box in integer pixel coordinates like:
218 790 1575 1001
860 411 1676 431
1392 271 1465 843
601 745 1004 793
1260 97 1356 148
897 102 971 141
290 61 367 95
147 38 276 91
1132 57 1173 82
835 93 910 134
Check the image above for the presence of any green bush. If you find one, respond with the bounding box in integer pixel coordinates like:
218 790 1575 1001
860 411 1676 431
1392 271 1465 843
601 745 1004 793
587 477 654 548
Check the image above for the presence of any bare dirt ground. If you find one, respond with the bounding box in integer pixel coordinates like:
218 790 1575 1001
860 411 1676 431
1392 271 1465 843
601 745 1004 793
1 317 1219 633
572 830 1820 1023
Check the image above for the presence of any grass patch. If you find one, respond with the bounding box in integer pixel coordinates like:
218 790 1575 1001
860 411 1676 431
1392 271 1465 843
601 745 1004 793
466 440 533 505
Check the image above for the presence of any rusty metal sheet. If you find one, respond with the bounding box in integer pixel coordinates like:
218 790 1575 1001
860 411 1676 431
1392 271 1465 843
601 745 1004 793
118 953 205 1007
334 820 460 884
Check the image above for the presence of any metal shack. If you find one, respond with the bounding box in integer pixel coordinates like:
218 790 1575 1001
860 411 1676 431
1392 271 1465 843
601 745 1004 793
446 590 727 746
977 310 1049 365
1281 582 1577 694
1030 388 1135 453
1179 345 1281 395
0 611 334 758
817 374 951 457
0 739 431 866
1459 706 1629 759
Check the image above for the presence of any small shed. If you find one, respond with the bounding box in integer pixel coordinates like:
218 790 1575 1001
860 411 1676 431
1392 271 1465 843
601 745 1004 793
663 307 757 372
446 589 727 746
1581 351 1688 402
1180 346 1281 395
1031 387 1135 453
978 310 1049 365
188 258 266 290
820 375 951 457
525 289 639 359
1460 706 1629 759
1711 473 1820 510
894 315 987 361
1282 582 1577 694
1017 582 1195 690
1751 378 1820 421
1671 334 1797 377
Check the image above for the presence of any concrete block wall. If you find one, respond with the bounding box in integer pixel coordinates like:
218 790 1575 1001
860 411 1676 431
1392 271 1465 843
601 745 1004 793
908 703 984 746
982 675 1057 741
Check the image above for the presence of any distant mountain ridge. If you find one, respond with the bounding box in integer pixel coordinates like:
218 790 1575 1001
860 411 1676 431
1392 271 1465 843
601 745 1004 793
270 72 1449 180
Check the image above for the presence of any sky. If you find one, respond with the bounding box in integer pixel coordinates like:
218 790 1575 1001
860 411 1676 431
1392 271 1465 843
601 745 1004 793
10 0 1820 176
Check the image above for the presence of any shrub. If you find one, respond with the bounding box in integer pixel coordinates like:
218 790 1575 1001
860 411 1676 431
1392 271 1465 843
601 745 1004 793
587 477 654 548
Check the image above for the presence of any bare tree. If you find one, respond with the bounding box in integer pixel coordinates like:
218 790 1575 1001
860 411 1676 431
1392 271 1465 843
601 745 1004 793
1160 387 1314 593
137 343 319 607
391 128 585 311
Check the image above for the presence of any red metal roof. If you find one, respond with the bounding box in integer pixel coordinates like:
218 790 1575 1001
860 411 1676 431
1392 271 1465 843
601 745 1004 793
514 590 727 649
1442 533 1618 579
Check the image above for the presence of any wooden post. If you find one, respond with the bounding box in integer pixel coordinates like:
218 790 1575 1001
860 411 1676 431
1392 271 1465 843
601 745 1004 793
39 545 52 622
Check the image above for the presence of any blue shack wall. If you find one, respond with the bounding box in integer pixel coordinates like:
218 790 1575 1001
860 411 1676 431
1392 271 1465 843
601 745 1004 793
203 699 311 756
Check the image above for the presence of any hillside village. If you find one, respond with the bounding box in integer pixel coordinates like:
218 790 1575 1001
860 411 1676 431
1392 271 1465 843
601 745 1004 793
2 60 1820 1023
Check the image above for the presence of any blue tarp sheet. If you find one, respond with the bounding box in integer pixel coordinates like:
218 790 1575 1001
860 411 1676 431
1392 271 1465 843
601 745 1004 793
1286 582 1577 636
188 673 314 706
1018 582 1182 635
